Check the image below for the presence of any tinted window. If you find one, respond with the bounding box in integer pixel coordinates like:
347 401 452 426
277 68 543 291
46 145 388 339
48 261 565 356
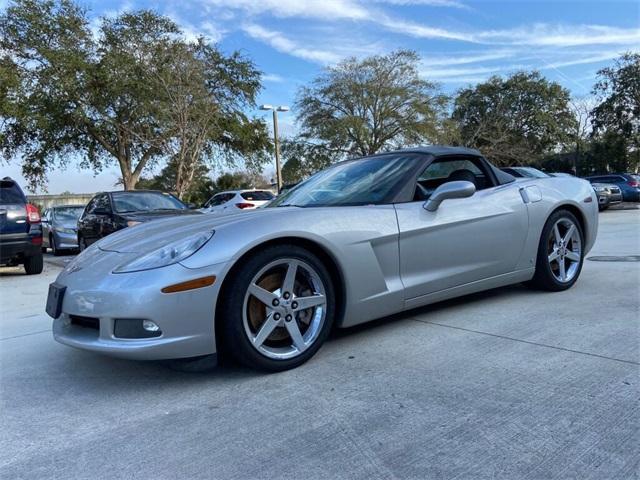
84 197 98 215
419 159 482 181
205 194 230 207
0 180 26 204
241 191 275 201
93 194 111 214
268 154 417 208
112 192 186 213
53 206 84 222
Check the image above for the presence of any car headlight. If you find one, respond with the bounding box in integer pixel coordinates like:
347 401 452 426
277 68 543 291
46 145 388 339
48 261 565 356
593 186 608 193
55 226 76 234
113 231 214 273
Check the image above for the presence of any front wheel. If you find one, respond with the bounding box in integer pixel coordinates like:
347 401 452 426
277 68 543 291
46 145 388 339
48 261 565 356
220 245 335 371
529 209 584 291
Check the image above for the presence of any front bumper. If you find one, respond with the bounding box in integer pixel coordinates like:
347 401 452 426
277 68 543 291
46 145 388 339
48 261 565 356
53 230 78 249
51 248 230 360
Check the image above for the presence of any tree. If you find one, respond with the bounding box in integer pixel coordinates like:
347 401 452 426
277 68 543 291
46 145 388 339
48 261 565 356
295 50 448 158
280 138 337 184
0 0 270 190
452 71 576 166
590 52 639 173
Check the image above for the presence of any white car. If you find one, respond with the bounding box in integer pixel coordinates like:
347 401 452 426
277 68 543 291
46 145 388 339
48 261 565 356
201 190 275 215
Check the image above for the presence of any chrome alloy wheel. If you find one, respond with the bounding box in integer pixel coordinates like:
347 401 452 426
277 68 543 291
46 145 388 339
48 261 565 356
242 258 327 360
547 218 582 283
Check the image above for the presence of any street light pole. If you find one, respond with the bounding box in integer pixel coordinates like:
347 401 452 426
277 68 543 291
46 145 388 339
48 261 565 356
272 109 281 193
260 104 289 193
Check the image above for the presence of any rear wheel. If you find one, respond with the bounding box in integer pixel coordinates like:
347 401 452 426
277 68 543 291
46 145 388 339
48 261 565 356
529 210 584 291
220 245 335 371
24 254 44 275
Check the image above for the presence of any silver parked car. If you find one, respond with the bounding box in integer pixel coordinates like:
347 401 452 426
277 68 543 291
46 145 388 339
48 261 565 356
201 190 275 215
47 147 598 371
42 205 85 255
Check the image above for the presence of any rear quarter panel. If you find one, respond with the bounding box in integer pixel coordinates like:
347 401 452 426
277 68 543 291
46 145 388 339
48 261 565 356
516 177 598 270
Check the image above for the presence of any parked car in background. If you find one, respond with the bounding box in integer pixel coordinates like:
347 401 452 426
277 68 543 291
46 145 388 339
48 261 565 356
42 205 85 255
201 190 275 215
501 166 550 178
0 177 43 274
77 190 201 250
584 174 640 202
591 183 623 211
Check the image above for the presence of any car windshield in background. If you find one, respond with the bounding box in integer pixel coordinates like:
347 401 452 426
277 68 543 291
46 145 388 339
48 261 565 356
268 154 417 208
0 181 25 204
112 192 186 213
53 207 84 222
241 191 275 201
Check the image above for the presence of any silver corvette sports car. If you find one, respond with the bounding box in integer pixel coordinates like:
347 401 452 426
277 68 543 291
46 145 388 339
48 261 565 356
47 147 598 371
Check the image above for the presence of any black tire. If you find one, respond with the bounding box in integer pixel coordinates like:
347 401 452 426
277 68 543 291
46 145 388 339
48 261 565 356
528 209 584 291
50 235 61 256
24 254 44 275
220 244 336 372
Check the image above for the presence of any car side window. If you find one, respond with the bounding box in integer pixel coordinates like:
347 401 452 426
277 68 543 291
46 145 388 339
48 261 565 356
84 197 97 215
93 194 111 214
207 194 227 207
414 156 493 201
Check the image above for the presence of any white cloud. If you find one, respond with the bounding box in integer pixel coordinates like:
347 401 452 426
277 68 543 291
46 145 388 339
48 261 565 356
242 24 342 64
262 73 286 82
204 0 371 21
475 24 640 47
372 0 470 9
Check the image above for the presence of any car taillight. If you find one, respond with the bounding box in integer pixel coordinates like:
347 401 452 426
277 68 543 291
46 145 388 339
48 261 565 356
235 202 255 209
26 203 41 223
628 180 640 188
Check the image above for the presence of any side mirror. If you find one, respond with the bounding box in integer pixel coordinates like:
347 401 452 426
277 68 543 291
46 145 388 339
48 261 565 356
423 181 476 212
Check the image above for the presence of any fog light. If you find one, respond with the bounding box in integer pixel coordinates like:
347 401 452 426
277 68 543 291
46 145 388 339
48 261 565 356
142 320 160 332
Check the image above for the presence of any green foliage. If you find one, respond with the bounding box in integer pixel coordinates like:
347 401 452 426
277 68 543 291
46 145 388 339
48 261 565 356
452 71 576 166
0 0 270 191
590 52 639 173
280 138 337 183
296 50 448 158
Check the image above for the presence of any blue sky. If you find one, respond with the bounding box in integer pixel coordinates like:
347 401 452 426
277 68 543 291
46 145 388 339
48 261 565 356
2 0 639 193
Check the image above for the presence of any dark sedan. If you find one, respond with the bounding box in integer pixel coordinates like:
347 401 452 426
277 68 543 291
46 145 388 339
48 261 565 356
585 173 640 202
77 190 201 250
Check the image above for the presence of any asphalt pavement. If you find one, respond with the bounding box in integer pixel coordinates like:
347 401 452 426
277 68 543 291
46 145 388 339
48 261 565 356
0 209 638 479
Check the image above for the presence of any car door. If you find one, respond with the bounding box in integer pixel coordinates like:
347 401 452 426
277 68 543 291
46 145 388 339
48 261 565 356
94 194 118 240
394 156 529 304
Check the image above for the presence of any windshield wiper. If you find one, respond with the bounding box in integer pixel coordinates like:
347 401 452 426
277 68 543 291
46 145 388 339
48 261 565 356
275 203 304 208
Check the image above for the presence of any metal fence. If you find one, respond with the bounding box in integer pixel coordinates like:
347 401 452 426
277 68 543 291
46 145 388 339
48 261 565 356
27 193 93 210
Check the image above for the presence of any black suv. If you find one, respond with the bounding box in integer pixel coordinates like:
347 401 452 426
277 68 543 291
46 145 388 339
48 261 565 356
0 177 44 274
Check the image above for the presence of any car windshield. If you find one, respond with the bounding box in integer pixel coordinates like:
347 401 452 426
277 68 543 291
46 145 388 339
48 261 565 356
268 154 418 208
112 192 186 213
53 207 83 222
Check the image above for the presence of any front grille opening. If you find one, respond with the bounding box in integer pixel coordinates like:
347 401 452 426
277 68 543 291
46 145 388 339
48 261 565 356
69 315 100 330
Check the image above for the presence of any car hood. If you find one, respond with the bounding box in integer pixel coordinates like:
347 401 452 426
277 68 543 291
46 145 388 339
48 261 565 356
97 207 293 254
